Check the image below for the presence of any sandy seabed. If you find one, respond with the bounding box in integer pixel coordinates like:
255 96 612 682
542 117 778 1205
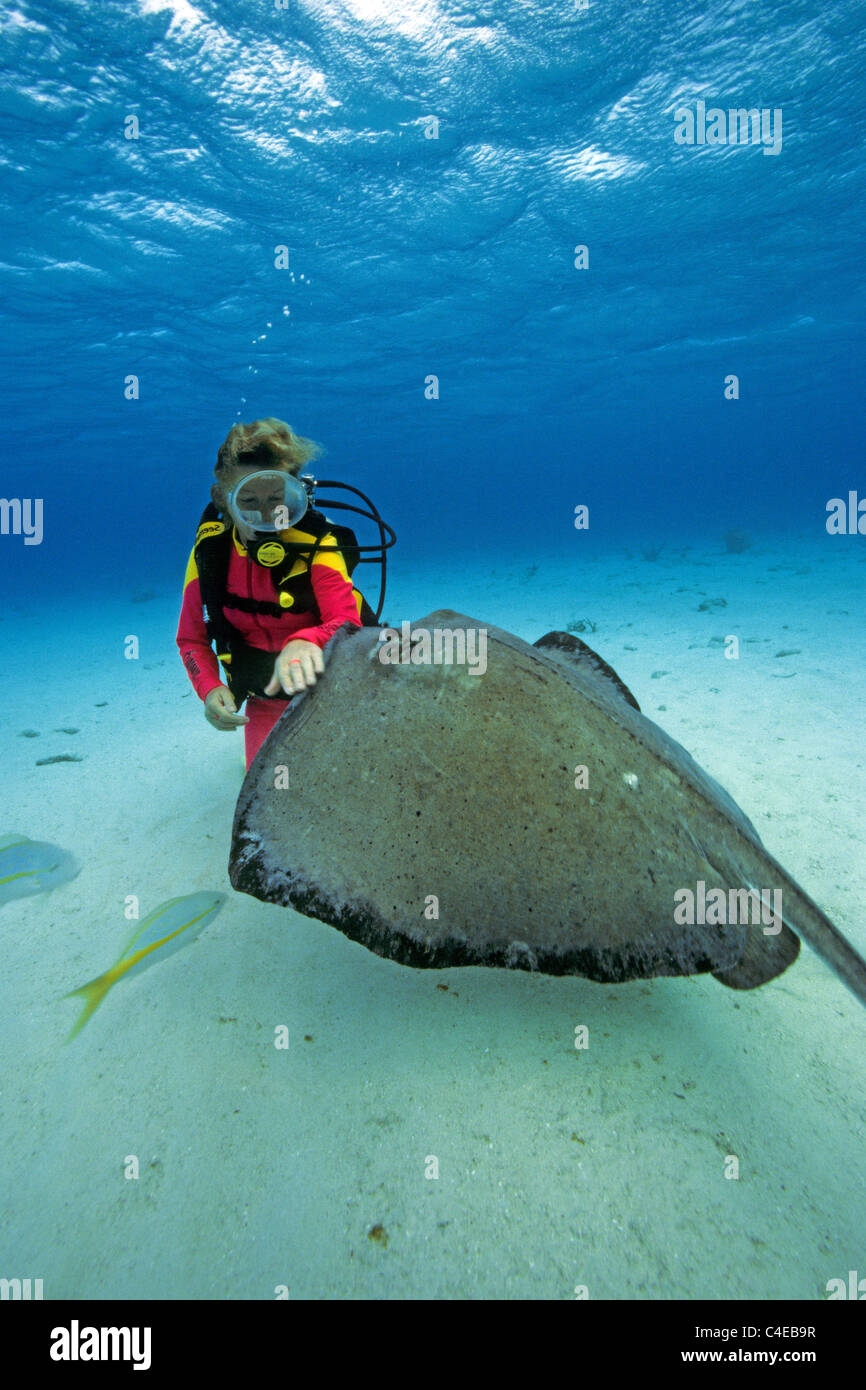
1 531 864 1299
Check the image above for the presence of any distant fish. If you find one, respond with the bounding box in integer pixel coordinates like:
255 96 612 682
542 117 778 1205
64 891 226 1040
0 834 79 907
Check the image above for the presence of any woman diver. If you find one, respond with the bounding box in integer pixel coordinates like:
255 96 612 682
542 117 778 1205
176 417 390 769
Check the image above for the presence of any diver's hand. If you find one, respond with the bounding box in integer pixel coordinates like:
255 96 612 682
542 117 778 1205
204 685 249 730
266 639 324 696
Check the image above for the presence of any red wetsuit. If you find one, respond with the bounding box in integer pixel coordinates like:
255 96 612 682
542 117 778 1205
177 523 362 767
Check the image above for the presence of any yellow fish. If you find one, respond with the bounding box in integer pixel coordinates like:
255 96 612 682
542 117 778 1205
64 891 226 1040
0 833 79 906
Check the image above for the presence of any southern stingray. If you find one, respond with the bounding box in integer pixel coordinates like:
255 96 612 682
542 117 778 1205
229 612 866 1007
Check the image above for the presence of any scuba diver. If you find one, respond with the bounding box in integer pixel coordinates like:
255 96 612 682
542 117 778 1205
176 416 394 768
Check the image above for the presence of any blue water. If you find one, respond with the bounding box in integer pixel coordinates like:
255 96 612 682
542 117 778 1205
3 0 864 593
2 0 865 1304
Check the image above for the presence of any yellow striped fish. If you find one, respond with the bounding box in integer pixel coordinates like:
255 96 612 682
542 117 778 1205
0 834 79 906
65 891 226 1040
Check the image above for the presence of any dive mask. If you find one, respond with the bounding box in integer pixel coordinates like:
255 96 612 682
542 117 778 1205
226 469 310 534
226 469 311 565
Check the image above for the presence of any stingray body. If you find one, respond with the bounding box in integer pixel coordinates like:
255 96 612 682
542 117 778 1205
229 611 866 1006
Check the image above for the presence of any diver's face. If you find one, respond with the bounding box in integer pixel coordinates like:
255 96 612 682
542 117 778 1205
230 470 287 535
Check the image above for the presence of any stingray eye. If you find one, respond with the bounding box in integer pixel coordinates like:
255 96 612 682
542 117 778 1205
622 773 639 789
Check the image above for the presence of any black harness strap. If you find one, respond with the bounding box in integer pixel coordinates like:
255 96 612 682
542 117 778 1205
192 503 376 702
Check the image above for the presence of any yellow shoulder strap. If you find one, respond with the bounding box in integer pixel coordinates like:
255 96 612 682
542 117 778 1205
183 545 198 589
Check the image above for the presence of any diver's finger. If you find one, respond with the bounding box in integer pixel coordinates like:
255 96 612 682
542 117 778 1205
210 694 248 726
273 661 295 696
281 658 306 695
310 646 324 673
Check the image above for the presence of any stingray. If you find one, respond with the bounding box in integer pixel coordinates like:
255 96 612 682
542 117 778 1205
229 611 866 1007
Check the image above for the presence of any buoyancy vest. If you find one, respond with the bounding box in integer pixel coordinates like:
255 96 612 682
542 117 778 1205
193 502 377 703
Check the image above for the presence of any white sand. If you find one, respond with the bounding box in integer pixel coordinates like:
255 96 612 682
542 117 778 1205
1 532 864 1299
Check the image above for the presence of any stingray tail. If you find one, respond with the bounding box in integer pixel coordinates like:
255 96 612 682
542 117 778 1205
704 838 866 1008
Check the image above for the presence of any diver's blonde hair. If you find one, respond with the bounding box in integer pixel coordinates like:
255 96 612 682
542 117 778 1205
213 417 323 506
